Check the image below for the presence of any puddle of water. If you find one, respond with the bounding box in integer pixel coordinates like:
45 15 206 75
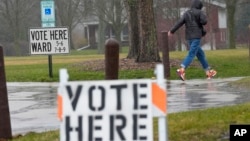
7 84 58 135
167 78 250 113
6 78 250 135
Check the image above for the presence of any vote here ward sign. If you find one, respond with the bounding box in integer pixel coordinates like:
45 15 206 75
57 79 167 141
29 27 69 55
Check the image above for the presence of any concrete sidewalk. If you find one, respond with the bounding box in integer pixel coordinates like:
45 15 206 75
7 77 250 135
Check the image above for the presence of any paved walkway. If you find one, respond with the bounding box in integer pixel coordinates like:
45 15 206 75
7 77 250 135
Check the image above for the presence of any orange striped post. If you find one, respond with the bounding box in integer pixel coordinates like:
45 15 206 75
57 95 63 121
152 83 167 114
57 69 69 121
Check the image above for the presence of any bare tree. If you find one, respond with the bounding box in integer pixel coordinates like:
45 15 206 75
55 0 88 49
124 0 160 62
236 0 250 45
155 0 188 51
124 0 139 58
206 0 238 49
91 0 127 53
97 10 107 54
224 0 238 49
0 0 39 55
91 0 107 53
136 0 160 62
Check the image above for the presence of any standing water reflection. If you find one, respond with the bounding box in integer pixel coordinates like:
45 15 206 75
7 77 250 135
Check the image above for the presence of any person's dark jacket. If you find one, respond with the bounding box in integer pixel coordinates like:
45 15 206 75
169 0 207 40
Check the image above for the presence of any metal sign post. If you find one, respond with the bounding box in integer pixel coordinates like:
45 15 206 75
155 64 168 141
29 27 69 79
41 0 55 78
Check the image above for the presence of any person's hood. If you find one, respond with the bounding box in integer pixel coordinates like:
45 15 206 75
191 0 203 10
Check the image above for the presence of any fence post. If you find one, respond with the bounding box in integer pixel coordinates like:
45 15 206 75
0 46 12 139
105 38 119 80
161 31 170 78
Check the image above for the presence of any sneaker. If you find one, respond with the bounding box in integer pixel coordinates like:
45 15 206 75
176 68 185 81
206 69 217 79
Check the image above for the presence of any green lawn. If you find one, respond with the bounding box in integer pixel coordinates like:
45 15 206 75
4 48 250 82
3 48 250 141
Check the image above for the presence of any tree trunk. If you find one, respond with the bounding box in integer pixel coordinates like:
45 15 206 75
226 0 237 49
124 0 140 59
175 0 182 51
97 19 106 54
136 0 160 62
113 0 124 53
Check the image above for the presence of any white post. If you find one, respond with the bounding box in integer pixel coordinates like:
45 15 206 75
155 64 168 141
58 68 68 141
59 68 69 85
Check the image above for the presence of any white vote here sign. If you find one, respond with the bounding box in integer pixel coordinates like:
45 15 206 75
29 27 70 55
57 79 154 141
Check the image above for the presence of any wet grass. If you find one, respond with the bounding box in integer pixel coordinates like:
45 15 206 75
228 77 250 90
10 102 250 141
10 131 59 141
179 49 250 79
167 102 250 141
4 48 250 141
4 48 250 82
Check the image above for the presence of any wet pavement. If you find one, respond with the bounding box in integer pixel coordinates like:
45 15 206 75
7 77 250 135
